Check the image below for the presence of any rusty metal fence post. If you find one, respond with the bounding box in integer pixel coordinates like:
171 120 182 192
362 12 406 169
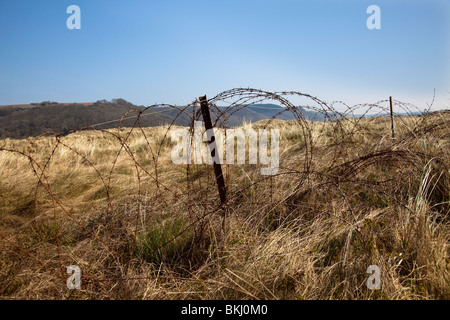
390 96 395 139
199 95 227 207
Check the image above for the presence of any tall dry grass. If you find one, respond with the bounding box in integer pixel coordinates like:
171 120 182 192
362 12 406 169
0 105 448 300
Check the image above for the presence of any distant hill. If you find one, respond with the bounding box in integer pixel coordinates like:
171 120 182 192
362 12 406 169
246 104 324 121
0 100 324 139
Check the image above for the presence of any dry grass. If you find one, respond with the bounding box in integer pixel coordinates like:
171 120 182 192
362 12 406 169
0 104 449 300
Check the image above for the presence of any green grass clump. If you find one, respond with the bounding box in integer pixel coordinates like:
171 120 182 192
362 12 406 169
135 217 193 266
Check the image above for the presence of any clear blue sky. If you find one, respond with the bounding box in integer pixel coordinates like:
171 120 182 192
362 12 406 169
0 0 449 109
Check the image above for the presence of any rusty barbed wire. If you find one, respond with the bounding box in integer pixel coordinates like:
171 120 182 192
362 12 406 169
0 88 448 299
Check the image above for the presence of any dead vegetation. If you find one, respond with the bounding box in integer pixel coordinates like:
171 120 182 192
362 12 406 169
0 88 448 300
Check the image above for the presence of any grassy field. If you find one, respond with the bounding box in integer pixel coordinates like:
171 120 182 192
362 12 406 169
0 111 448 300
